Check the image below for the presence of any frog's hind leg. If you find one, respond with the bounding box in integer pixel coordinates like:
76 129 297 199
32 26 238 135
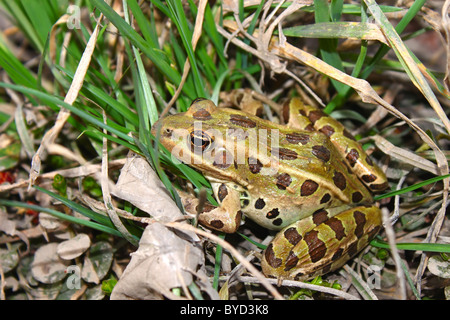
286 97 388 192
261 205 382 280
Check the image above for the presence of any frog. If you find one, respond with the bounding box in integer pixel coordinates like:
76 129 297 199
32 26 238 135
151 97 388 281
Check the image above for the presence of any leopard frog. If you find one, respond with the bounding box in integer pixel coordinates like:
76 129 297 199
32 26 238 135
151 97 388 280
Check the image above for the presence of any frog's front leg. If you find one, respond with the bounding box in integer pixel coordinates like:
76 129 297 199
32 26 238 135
261 205 382 280
181 182 242 233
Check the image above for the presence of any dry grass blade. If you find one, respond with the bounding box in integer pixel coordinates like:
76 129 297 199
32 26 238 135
29 15 103 187
100 110 137 246
238 275 360 300
372 135 439 175
364 0 450 134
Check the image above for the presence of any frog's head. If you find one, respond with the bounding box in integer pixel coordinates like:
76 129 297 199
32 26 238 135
151 98 243 179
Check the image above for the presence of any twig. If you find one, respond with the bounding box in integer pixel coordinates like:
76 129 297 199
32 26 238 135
237 275 360 300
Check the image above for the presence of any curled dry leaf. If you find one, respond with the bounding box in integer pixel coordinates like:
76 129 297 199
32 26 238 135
31 243 70 284
39 212 63 230
110 154 217 300
56 233 91 260
111 154 184 223
111 222 216 300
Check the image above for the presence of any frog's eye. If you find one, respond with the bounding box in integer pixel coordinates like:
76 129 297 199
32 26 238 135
189 130 214 152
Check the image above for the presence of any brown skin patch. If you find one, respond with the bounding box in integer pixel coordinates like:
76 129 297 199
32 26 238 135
353 210 367 238
320 125 335 137
217 184 228 202
370 182 389 191
210 220 224 229
272 218 283 226
324 217 346 240
284 251 300 271
230 114 257 128
301 180 319 196
197 203 215 213
312 209 329 225
333 171 347 190
286 132 310 145
320 193 331 204
248 157 263 174
312 145 331 162
272 148 298 160
347 242 359 257
331 248 344 261
346 149 360 167
254 198 266 209
362 174 377 183
192 109 212 120
276 173 292 190
264 244 282 268
343 129 356 141
304 230 327 263
352 191 363 203
266 208 280 219
284 227 302 246
308 110 325 124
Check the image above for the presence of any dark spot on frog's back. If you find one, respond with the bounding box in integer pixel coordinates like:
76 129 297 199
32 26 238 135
264 244 282 268
254 198 266 209
312 209 328 225
311 145 331 162
300 180 319 196
192 108 212 120
284 251 299 271
276 173 292 190
353 210 366 238
320 193 331 204
217 183 228 202
210 219 224 229
308 110 325 124
362 174 377 183
346 149 360 167
319 125 335 137
230 114 257 128
266 208 280 219
286 132 310 145
272 148 298 160
304 230 327 263
352 191 363 203
284 227 302 245
333 171 347 190
324 217 346 240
